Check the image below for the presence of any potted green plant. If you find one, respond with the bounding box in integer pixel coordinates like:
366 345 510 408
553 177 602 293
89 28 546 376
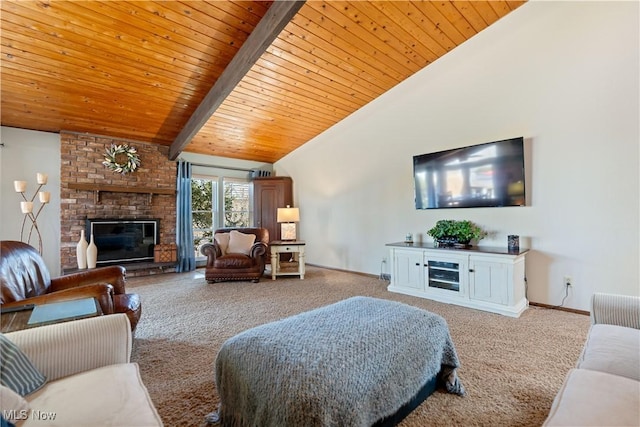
426 220 487 247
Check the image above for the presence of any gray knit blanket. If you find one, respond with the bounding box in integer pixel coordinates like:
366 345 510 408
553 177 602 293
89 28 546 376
213 296 464 427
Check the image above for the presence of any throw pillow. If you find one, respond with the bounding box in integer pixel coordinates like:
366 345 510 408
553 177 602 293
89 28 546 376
215 232 231 256
0 334 46 396
0 385 29 421
227 230 256 255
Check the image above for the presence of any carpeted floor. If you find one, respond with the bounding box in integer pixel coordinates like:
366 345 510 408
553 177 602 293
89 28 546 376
128 266 590 427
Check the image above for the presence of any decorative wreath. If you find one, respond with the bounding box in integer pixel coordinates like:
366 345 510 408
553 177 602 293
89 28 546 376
102 144 140 174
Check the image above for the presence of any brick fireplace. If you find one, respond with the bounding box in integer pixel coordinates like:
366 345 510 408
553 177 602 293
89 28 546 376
60 131 177 276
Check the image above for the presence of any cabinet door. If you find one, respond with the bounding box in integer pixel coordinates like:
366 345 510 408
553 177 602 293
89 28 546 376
424 253 467 296
393 250 424 290
469 259 509 304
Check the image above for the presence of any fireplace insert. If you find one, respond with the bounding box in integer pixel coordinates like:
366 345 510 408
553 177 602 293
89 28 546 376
86 219 160 265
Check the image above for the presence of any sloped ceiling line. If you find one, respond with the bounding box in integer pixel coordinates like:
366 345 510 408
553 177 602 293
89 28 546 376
168 0 306 160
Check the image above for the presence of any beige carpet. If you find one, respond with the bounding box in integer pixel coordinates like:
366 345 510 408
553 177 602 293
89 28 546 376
128 266 590 427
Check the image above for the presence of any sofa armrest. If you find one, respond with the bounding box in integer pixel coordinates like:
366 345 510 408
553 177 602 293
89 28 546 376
51 265 127 294
201 242 220 267
591 293 640 329
250 242 268 259
5 313 132 382
2 283 116 315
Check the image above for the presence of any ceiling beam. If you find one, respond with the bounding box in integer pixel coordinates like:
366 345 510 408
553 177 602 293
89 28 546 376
169 0 306 160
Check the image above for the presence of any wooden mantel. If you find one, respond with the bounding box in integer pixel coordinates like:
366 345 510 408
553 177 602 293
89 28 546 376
67 183 175 203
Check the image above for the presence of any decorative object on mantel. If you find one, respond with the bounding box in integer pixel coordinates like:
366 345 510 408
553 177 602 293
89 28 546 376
102 144 140 174
87 234 98 269
14 173 50 254
76 230 88 269
427 220 487 248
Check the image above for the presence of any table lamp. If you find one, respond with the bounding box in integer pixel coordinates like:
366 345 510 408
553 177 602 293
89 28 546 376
277 205 300 241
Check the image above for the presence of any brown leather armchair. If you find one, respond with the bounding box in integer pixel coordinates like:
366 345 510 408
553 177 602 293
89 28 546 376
0 240 141 331
200 227 269 283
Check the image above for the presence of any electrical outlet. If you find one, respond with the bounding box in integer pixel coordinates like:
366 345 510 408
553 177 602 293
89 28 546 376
563 276 573 287
382 257 387 264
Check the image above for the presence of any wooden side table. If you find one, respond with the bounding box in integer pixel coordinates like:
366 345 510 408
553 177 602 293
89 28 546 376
270 240 306 280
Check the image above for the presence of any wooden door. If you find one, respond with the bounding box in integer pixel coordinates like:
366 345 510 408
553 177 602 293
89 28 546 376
253 177 293 242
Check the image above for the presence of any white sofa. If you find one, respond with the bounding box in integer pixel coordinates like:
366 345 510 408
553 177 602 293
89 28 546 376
544 293 640 426
2 314 163 427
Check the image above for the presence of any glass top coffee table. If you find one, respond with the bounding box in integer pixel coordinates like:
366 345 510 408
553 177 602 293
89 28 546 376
1 297 102 333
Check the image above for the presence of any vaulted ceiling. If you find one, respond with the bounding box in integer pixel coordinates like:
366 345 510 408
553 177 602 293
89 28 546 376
1 1 525 163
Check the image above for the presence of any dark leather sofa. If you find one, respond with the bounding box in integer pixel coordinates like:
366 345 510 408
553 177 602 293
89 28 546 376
0 240 141 331
200 227 269 283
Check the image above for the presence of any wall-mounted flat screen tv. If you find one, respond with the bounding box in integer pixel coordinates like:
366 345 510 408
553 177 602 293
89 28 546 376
414 137 526 209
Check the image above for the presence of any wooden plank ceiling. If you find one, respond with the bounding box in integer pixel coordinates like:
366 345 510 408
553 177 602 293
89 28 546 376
1 1 525 163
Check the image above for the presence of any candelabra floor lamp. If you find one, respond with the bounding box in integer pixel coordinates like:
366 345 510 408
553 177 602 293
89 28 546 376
14 173 50 254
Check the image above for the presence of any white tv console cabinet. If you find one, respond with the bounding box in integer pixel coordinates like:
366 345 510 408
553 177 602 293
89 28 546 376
386 242 529 317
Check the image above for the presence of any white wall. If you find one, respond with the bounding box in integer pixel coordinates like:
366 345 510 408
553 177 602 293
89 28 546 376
1 127 61 274
275 1 640 310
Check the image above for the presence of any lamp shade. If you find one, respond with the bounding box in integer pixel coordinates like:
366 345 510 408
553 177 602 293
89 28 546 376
277 206 300 223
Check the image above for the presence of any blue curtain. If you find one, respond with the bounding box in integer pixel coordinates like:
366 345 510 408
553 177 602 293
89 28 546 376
176 160 195 272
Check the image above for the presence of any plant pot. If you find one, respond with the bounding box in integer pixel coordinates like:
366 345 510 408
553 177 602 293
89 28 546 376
436 237 471 248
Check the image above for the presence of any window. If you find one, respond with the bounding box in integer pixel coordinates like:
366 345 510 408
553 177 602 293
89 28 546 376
191 175 252 259
223 178 251 227
192 177 217 257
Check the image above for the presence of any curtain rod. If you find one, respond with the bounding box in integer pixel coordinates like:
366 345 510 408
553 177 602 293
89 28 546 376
187 162 258 173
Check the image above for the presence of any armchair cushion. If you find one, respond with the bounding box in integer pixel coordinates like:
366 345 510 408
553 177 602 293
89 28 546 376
214 254 255 269
0 385 29 415
0 334 46 396
227 230 256 255
577 324 640 381
24 363 160 427
215 232 231 256
544 368 640 427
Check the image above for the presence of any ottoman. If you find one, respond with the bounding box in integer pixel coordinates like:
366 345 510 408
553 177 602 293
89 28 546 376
213 296 464 426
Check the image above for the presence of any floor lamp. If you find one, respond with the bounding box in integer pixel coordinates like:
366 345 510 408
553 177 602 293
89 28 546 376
14 173 50 254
